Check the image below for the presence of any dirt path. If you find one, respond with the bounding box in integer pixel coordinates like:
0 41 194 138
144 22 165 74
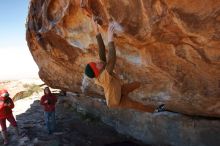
1 96 149 146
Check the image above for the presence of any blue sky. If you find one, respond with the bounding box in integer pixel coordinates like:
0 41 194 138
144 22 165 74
0 0 38 80
0 0 28 48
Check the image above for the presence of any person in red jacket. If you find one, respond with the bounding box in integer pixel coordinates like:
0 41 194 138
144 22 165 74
0 89 19 145
40 87 57 134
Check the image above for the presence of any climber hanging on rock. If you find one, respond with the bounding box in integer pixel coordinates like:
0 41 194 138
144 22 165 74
84 17 165 112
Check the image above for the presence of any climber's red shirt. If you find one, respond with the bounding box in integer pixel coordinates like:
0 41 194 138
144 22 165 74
0 96 14 119
40 94 57 112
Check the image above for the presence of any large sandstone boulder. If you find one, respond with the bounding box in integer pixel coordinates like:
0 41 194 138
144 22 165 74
26 0 220 117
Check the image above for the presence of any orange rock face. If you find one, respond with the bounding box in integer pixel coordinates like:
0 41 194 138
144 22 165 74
26 0 220 117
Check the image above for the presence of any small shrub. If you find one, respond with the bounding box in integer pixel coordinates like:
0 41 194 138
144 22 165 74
13 84 43 101
13 91 33 101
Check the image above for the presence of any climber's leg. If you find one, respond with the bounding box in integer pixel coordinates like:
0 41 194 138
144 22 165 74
50 111 56 133
0 119 8 145
6 115 17 128
44 112 52 134
118 95 155 112
6 115 19 136
119 81 155 112
121 81 141 97
0 118 7 132
1 130 8 145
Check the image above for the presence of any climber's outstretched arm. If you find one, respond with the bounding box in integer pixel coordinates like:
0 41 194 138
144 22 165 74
96 34 107 62
106 24 116 74
92 17 107 62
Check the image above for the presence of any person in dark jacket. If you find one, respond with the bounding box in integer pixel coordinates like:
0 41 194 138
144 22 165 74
0 89 19 145
84 18 165 112
40 87 57 134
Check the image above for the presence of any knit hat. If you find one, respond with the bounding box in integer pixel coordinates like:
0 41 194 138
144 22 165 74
85 62 100 78
0 89 9 97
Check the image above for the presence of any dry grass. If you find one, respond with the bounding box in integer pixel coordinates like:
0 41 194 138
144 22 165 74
13 84 43 101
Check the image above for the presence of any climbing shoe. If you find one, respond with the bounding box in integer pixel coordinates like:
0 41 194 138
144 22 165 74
155 104 166 112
